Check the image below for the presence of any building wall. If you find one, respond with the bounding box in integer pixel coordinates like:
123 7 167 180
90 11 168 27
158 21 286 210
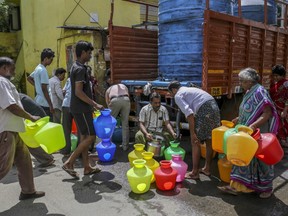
17 0 140 96
0 32 17 58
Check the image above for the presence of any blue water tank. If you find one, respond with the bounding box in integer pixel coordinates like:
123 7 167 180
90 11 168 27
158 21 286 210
158 0 231 84
233 0 277 25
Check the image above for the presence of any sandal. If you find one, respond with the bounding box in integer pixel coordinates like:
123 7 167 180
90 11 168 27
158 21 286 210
218 185 238 196
84 167 101 175
259 191 272 199
62 165 80 179
185 172 200 180
199 168 211 176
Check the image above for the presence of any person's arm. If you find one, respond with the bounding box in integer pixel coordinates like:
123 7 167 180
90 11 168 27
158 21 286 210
27 76 35 86
55 81 64 100
249 106 272 131
41 83 54 113
75 81 103 110
186 114 199 143
232 117 239 125
139 121 153 141
165 120 177 139
6 104 40 122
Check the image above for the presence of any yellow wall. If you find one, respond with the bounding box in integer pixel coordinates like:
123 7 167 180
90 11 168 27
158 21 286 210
0 32 26 92
0 32 17 57
18 0 140 96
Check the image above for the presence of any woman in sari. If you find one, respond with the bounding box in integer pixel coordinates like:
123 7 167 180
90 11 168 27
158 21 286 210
269 64 288 148
218 68 279 199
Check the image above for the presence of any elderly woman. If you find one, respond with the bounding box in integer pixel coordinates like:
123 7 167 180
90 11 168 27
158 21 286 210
218 68 279 199
270 64 288 148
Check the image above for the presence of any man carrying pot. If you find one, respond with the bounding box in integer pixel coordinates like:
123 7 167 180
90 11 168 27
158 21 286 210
0 57 45 200
135 92 177 146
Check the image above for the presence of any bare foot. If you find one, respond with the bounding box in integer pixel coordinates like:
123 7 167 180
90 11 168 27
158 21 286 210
185 171 200 180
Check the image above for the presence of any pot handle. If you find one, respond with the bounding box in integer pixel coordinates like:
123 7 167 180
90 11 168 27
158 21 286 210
237 125 254 135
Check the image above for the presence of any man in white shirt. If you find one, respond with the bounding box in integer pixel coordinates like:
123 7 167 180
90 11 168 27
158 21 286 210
27 48 55 121
0 57 45 200
49 68 66 123
168 81 220 180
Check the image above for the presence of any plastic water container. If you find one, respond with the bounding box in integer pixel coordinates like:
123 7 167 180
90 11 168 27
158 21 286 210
34 122 66 154
164 141 186 160
96 139 116 162
200 143 217 159
252 129 284 165
170 154 188 182
217 157 233 183
226 126 258 166
128 144 146 167
19 116 49 148
142 152 159 183
93 109 117 139
154 160 178 191
127 159 153 194
212 120 234 153
71 119 77 135
71 133 78 152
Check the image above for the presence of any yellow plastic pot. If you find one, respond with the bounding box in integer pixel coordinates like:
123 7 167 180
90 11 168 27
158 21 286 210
34 122 66 154
19 116 50 148
142 152 159 183
126 159 153 194
226 126 258 166
128 144 146 167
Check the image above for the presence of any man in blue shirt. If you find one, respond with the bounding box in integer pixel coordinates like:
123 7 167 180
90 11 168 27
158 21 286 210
27 48 55 121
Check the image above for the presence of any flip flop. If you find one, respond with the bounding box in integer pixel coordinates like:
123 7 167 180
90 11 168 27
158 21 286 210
84 167 101 175
185 172 200 180
199 169 211 177
62 166 80 179
259 191 273 199
217 185 238 196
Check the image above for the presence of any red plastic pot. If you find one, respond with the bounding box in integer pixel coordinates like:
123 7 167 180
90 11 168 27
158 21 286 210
252 129 284 165
154 160 177 191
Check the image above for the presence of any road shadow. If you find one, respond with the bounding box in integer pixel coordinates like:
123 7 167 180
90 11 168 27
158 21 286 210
0 160 48 185
128 190 155 201
62 171 122 204
0 200 64 216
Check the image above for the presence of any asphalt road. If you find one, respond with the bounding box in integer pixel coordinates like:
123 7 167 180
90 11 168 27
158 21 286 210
1 136 288 216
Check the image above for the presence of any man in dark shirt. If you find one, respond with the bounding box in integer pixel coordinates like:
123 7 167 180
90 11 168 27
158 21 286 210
62 40 103 179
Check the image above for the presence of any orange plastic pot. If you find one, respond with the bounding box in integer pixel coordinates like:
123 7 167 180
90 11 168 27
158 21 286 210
212 120 234 153
217 157 233 183
200 143 216 159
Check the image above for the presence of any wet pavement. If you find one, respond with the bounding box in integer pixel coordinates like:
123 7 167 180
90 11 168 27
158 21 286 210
0 135 288 216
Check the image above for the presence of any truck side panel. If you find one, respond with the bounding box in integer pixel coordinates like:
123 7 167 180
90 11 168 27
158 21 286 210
110 26 158 84
203 10 288 97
